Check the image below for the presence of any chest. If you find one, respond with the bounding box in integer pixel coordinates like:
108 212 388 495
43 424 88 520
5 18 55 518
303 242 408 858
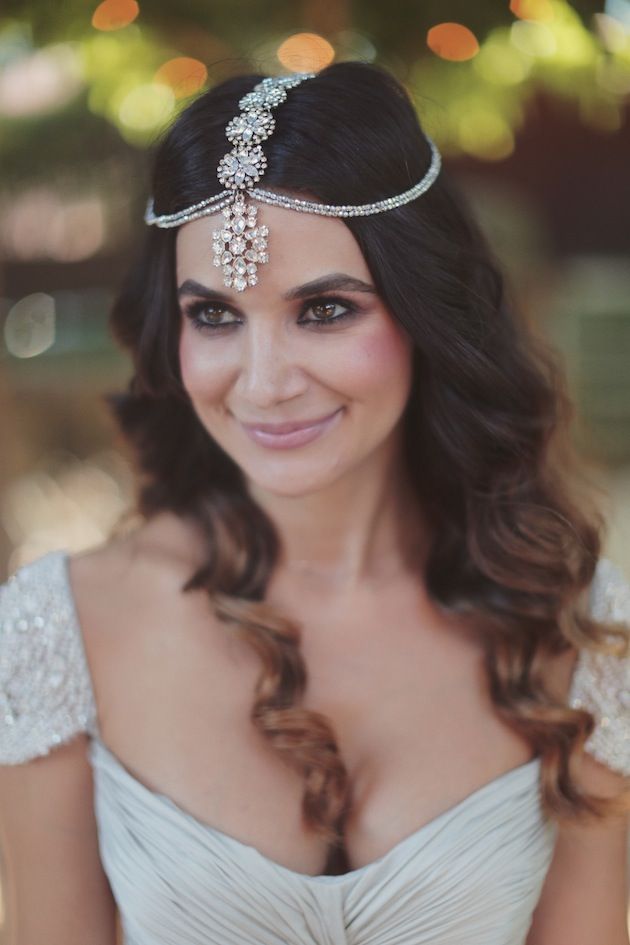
94 577 537 876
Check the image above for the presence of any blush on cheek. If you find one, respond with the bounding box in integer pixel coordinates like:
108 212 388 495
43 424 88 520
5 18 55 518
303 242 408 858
341 327 412 395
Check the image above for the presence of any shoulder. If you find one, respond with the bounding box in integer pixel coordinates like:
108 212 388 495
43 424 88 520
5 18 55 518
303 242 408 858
567 557 630 777
0 549 99 764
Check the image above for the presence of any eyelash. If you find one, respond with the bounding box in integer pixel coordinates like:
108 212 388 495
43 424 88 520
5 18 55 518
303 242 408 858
182 295 361 334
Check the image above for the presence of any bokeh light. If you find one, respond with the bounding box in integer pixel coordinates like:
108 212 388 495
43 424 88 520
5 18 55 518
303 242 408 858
0 44 83 117
474 34 533 84
81 28 166 142
4 293 56 359
457 107 515 159
154 57 208 98
276 32 335 72
510 20 557 57
116 82 175 138
92 0 140 32
1 451 135 573
510 0 555 21
427 23 480 62
594 12 630 52
0 189 105 262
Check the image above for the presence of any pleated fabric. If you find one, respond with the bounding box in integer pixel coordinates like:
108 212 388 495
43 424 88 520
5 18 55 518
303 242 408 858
89 735 558 945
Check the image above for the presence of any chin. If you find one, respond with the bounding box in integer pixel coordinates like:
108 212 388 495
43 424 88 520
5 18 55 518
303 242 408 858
232 453 347 499
243 460 347 499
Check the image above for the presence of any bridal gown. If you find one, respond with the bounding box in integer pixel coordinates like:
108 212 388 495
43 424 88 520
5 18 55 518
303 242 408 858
1 549 629 945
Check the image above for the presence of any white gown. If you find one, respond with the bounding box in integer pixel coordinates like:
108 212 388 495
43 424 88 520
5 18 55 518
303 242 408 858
1 549 629 945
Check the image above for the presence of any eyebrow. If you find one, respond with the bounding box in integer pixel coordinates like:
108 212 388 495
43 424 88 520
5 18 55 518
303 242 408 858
177 273 377 304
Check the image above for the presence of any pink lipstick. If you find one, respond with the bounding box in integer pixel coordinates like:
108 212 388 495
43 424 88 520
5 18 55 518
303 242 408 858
240 407 344 449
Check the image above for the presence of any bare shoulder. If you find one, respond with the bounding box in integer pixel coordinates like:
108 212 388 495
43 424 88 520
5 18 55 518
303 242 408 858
70 510 207 596
65 511 249 749
67 511 212 646
67 508 220 657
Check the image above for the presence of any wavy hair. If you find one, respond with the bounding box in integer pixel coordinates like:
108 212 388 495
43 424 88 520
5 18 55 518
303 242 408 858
107 60 630 850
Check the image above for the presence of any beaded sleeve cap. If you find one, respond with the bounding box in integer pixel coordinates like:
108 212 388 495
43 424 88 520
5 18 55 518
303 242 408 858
0 550 98 764
567 557 630 776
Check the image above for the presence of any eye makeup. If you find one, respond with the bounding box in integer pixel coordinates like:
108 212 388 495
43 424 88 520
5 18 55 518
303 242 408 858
180 295 363 335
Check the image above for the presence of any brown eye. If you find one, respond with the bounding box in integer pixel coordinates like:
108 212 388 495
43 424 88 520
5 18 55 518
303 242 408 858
301 297 359 329
311 302 339 320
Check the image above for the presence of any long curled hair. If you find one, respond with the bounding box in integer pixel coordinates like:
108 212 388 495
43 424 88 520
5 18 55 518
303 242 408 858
107 60 630 849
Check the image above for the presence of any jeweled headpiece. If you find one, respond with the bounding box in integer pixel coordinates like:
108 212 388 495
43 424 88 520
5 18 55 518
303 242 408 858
144 72 442 292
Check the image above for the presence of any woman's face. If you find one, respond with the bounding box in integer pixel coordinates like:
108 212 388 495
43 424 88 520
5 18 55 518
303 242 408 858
176 202 414 497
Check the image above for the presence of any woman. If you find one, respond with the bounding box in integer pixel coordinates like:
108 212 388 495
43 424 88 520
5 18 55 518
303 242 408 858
0 61 629 945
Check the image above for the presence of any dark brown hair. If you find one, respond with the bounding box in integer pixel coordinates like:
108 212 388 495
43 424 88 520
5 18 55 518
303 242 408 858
107 60 630 849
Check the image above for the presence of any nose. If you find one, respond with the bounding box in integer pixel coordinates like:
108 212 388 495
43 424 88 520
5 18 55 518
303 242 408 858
233 321 307 408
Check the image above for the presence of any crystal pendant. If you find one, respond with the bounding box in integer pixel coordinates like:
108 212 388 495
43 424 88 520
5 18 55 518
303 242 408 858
211 195 267 291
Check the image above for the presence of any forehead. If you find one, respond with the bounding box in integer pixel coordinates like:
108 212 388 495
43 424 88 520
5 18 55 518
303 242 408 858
175 202 371 293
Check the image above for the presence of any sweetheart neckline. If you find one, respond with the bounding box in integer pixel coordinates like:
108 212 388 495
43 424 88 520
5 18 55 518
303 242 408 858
89 733 543 885
54 547 546 885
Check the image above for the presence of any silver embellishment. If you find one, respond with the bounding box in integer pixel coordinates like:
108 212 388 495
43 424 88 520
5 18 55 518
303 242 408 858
209 72 315 291
143 72 443 292
0 550 99 764
567 558 630 775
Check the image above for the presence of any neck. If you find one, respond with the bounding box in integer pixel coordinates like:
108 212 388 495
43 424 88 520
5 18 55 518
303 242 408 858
246 447 428 594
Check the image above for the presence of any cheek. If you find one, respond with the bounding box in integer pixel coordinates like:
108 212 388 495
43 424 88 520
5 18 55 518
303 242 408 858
178 327 225 402
340 323 413 403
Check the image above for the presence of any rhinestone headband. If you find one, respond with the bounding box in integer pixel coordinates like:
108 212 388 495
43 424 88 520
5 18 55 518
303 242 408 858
144 72 442 293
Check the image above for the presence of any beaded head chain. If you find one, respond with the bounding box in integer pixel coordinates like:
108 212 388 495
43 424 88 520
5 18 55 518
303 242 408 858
144 72 442 293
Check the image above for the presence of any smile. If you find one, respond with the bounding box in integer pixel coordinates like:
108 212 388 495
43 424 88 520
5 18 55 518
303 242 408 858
239 407 344 450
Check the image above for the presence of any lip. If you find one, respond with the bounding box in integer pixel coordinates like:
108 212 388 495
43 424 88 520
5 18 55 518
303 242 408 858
240 408 342 435
239 407 344 450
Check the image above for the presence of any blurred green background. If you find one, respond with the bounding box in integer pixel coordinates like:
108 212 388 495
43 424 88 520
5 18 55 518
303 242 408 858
1 0 629 577
1 0 630 936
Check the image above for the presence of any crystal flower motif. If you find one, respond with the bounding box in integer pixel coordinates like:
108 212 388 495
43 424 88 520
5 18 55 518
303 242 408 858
217 146 267 191
226 110 275 146
239 83 289 111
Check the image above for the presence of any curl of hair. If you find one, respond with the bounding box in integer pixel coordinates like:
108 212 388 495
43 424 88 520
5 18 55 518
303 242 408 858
107 61 630 847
